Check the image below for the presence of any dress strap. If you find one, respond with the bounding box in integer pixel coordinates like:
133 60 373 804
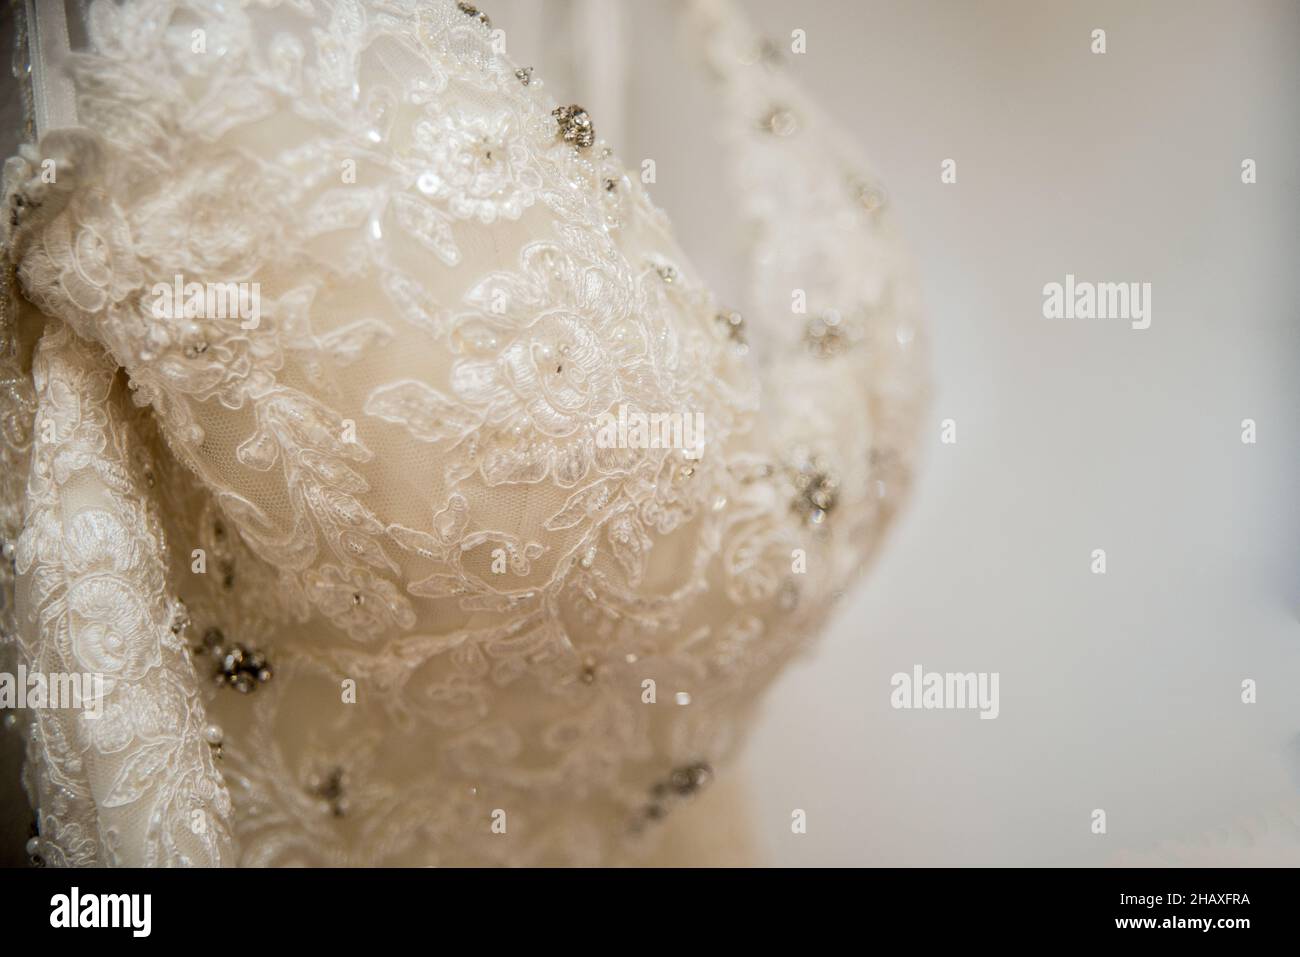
24 0 78 138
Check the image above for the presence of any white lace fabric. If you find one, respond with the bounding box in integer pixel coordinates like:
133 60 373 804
0 0 925 866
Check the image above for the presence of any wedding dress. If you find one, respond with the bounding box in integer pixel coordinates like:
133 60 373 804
0 0 926 866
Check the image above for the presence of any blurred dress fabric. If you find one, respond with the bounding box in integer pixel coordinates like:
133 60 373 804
0 0 924 866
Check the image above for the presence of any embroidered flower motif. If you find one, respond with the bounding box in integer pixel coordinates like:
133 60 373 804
412 108 542 223
29 816 98 869
64 508 139 574
454 313 621 437
89 681 185 753
124 679 188 742
90 699 137 754
132 152 284 280
368 239 657 487
33 377 112 488
20 187 143 328
66 575 160 680
303 563 416 641
3 128 102 238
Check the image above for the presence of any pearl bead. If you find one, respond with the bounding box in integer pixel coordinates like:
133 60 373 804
25 836 39 856
203 724 224 745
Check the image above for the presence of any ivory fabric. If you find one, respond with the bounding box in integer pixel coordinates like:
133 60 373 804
0 0 925 866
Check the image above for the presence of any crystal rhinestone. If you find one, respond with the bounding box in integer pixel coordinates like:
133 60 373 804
804 309 848 357
688 762 713 790
169 600 191 635
456 2 490 27
309 767 348 818
515 66 533 86
635 761 715 828
201 628 274 693
653 261 678 284
670 768 695 795
196 626 223 655
760 106 799 137
715 309 746 347
670 762 713 796
851 177 887 212
790 453 840 525
553 104 595 149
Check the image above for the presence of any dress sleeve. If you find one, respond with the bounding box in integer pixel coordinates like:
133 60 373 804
11 320 232 866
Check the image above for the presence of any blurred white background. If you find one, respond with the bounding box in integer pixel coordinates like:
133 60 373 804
500 0 1300 864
